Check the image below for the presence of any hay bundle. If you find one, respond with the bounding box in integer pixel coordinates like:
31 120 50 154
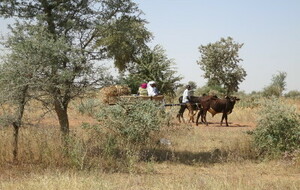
99 85 131 104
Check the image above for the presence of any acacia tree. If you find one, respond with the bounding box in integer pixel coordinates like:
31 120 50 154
121 45 182 96
0 60 31 162
0 23 115 158
0 25 38 161
263 71 287 97
0 0 151 140
197 37 247 95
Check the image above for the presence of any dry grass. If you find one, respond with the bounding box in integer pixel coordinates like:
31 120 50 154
0 98 300 190
1 161 299 190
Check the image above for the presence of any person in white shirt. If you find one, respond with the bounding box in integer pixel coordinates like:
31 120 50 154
182 85 191 103
147 81 159 96
182 85 195 122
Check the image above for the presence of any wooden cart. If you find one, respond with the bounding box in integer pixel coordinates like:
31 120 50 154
108 95 165 105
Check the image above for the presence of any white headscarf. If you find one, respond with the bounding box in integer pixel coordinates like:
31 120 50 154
148 81 155 85
147 81 158 96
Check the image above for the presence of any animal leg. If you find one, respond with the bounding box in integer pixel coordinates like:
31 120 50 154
181 113 185 123
202 114 206 123
186 103 194 123
177 106 186 123
196 110 201 126
221 113 228 126
192 110 198 123
224 114 228 126
203 110 208 126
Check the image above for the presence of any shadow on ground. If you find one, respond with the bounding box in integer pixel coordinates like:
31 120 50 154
88 146 226 166
142 148 225 165
191 121 252 128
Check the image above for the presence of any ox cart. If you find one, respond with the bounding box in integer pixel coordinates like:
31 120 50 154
107 95 166 105
107 94 189 108
106 94 202 124
100 85 182 107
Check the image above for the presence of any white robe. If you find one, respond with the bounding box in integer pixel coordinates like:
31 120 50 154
147 85 158 96
182 89 191 103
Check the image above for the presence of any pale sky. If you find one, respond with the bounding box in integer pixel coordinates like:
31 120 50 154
134 0 300 93
0 0 299 93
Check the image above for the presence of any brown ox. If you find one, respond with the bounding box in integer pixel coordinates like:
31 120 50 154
196 96 240 126
176 96 201 123
176 95 218 123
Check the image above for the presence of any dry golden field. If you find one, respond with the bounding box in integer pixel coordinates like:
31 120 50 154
0 98 300 190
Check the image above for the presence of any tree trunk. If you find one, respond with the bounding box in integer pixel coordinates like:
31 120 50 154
54 99 70 149
12 85 28 162
12 122 20 162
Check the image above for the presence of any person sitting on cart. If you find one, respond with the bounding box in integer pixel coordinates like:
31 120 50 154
138 83 148 96
147 81 159 96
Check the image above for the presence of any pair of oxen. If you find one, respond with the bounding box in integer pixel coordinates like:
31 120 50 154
176 95 240 126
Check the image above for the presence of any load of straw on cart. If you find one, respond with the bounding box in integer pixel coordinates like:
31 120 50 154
99 85 164 105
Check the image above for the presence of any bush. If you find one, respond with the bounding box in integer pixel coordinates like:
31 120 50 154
95 99 166 144
75 98 101 116
285 90 300 99
235 94 263 109
252 98 300 157
88 98 169 171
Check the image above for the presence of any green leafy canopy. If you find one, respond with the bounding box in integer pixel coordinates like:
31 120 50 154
197 37 247 95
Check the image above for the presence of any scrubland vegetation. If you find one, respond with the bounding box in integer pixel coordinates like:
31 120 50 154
0 96 300 190
0 1 299 189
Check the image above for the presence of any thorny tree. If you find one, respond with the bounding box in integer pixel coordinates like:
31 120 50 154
0 59 30 161
0 0 151 147
120 45 182 96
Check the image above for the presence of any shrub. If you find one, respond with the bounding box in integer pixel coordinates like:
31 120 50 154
75 98 101 116
88 98 169 171
95 99 166 144
252 98 300 157
235 93 263 109
285 90 300 99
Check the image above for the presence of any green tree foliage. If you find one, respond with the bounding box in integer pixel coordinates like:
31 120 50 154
263 71 287 97
194 84 226 97
0 0 151 138
0 60 30 161
285 90 300 99
121 45 182 96
187 81 197 90
197 37 247 95
1 24 111 138
175 81 197 97
96 14 152 71
252 99 300 157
